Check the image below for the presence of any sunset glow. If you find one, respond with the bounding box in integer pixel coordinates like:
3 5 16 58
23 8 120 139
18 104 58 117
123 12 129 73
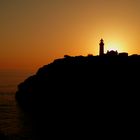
1 2 140 138
106 41 125 53
1 0 140 71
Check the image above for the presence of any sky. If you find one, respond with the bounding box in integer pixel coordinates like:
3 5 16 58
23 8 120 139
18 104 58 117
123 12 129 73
1 0 140 72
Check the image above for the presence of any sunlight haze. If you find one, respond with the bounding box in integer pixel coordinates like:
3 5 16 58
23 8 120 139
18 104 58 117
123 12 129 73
1 0 140 71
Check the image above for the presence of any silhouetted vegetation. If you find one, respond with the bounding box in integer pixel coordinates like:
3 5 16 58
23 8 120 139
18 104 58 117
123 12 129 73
15 54 140 138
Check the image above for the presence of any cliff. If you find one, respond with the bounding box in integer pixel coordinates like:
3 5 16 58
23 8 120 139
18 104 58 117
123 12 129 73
15 55 140 138
16 55 140 110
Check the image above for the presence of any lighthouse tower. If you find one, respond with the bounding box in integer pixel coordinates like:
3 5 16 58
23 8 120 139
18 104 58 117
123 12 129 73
99 39 104 56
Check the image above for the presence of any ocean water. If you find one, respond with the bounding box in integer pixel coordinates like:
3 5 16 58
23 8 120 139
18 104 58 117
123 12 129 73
0 93 33 140
0 70 34 139
0 70 34 93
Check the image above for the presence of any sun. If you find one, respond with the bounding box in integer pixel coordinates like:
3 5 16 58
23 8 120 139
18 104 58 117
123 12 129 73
105 41 124 53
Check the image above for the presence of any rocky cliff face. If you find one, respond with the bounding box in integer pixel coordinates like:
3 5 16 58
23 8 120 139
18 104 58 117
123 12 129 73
16 55 140 110
15 55 140 138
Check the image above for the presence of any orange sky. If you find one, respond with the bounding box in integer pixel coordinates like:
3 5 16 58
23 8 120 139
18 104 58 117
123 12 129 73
1 0 140 71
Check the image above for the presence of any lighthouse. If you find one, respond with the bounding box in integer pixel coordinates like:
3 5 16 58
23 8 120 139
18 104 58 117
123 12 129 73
99 39 104 56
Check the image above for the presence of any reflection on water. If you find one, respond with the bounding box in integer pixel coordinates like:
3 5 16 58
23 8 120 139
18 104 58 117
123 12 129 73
0 93 33 139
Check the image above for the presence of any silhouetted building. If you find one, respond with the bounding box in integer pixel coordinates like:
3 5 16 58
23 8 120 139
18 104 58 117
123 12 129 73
99 39 104 56
119 52 128 57
88 54 93 57
106 50 118 56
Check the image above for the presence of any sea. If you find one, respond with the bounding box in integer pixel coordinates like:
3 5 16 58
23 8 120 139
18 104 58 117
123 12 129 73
0 70 34 140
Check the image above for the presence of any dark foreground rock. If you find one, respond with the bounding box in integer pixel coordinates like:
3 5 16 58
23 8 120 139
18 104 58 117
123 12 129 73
15 55 140 139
